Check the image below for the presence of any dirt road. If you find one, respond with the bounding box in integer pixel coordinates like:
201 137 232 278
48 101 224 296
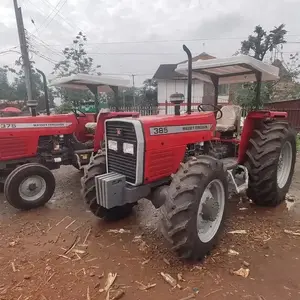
0 157 300 300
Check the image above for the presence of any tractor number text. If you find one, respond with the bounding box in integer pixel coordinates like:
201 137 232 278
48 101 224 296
152 127 169 135
0 124 17 129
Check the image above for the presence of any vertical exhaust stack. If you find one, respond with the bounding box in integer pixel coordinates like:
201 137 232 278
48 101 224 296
36 69 50 115
183 45 192 115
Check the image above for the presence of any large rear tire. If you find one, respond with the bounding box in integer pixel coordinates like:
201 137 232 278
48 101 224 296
81 152 134 221
245 120 296 206
160 156 228 261
4 163 55 210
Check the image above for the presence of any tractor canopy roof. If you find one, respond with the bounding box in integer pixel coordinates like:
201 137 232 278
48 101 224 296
49 73 131 92
175 55 279 84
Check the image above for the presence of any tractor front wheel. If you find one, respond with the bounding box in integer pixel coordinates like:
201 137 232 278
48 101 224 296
245 120 296 206
160 156 228 261
82 152 134 221
4 163 55 210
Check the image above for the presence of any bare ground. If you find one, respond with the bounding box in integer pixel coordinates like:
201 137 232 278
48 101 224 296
0 157 300 300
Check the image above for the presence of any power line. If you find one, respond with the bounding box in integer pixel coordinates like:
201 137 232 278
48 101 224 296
40 0 68 33
35 36 300 47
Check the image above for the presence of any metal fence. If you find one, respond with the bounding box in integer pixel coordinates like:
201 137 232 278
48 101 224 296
109 106 158 116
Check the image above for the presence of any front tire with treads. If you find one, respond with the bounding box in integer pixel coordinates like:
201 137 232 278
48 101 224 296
245 120 296 206
81 152 134 221
160 156 228 261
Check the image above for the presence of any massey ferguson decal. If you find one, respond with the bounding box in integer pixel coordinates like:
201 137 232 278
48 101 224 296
0 122 73 129
150 124 212 135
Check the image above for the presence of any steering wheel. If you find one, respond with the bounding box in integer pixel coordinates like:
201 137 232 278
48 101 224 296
197 104 223 120
73 108 87 118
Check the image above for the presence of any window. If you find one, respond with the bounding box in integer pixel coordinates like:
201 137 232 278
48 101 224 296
219 84 229 96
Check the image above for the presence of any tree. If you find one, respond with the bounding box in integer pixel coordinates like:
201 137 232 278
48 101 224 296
139 78 157 106
53 31 101 77
52 32 101 112
241 24 287 61
234 24 288 108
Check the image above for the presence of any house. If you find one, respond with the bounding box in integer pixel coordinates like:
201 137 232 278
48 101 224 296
153 52 229 114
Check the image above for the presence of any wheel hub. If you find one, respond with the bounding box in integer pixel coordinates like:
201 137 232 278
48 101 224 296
197 179 225 243
201 196 219 222
19 175 47 202
28 183 37 191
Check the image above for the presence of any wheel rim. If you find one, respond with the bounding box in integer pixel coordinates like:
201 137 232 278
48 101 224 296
18 175 47 202
277 141 293 189
197 179 225 243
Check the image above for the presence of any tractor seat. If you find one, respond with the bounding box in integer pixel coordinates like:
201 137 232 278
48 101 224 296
216 105 242 132
85 122 97 134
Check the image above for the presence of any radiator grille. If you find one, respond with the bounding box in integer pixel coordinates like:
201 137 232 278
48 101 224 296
106 121 137 184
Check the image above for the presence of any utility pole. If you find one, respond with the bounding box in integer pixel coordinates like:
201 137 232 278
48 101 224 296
132 74 136 107
13 0 36 115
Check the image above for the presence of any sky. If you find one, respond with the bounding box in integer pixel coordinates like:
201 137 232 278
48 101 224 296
1 0 300 86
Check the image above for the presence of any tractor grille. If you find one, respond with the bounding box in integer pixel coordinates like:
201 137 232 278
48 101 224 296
106 121 137 184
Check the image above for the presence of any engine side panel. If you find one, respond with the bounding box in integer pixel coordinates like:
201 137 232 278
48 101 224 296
140 112 216 183
0 114 77 160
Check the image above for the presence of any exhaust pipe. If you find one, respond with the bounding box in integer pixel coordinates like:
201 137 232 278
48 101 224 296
183 45 192 115
36 69 50 115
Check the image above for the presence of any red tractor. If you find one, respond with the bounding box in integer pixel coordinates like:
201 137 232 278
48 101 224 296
82 45 297 261
0 73 138 210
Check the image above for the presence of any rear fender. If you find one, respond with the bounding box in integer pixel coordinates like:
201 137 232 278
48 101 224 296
238 110 287 164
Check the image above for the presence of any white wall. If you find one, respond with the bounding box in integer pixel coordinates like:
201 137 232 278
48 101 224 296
157 79 204 114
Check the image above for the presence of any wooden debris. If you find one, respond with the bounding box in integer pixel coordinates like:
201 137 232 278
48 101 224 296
243 261 250 267
163 258 170 265
228 249 240 256
82 227 92 246
104 273 117 292
56 216 71 227
65 219 76 229
284 229 300 236
204 288 222 298
110 289 125 300
141 258 151 265
54 233 61 244
58 254 71 260
177 273 185 282
160 272 177 288
228 230 247 234
179 294 195 300
46 272 55 283
73 249 86 254
232 267 250 278
11 262 16 272
107 229 130 234
135 281 156 291
64 236 80 255
87 286 91 300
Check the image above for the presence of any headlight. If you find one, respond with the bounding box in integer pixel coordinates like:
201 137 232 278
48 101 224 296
108 140 117 151
123 143 134 155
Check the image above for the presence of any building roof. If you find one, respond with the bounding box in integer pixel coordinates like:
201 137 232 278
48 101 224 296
153 52 216 80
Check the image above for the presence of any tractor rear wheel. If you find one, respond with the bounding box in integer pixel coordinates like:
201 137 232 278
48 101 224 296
160 156 228 261
82 152 134 221
245 120 296 206
4 163 55 210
